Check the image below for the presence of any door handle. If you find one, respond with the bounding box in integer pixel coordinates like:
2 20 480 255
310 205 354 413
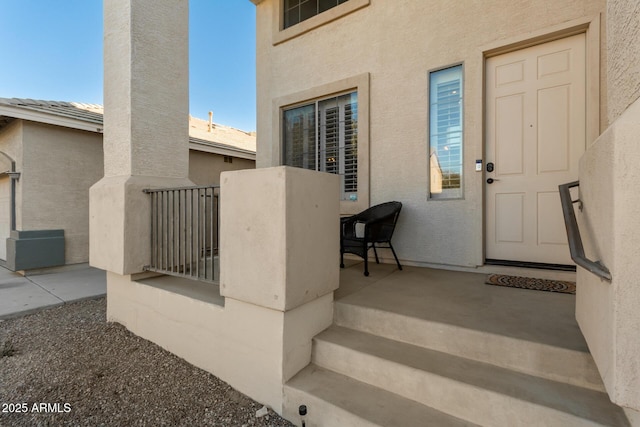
486 178 500 184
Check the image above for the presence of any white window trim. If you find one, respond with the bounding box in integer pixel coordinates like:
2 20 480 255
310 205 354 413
273 0 370 45
273 73 370 214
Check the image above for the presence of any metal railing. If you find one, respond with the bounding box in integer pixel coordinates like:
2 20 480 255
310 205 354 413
143 185 220 283
559 181 612 281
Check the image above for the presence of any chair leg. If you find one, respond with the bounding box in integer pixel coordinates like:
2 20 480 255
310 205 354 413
364 255 369 276
372 244 380 264
340 250 345 269
363 243 370 276
389 243 402 270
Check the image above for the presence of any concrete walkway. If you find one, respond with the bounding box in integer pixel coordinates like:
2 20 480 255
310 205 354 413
0 266 106 320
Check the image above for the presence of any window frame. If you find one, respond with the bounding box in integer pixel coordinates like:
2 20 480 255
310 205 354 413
283 91 358 201
283 0 351 30
274 73 370 214
273 0 370 45
427 63 465 201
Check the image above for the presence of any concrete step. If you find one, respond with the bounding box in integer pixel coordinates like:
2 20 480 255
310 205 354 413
335 298 605 392
283 364 478 427
312 326 628 427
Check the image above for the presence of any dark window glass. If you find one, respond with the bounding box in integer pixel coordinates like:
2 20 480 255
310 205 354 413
283 0 350 29
283 92 358 200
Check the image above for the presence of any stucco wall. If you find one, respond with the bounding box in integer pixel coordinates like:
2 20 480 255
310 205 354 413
255 0 605 268
107 167 338 413
606 0 640 123
0 121 24 230
0 120 23 170
21 121 104 265
578 96 640 412
188 150 255 185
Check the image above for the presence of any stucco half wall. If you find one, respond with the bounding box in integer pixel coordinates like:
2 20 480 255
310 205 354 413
577 96 640 412
106 167 339 412
106 274 333 413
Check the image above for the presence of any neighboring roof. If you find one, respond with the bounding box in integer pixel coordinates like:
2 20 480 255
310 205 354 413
188 115 256 155
0 98 256 160
0 98 104 133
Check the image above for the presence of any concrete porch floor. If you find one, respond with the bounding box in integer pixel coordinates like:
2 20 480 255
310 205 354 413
335 259 586 354
139 257 587 356
281 260 627 426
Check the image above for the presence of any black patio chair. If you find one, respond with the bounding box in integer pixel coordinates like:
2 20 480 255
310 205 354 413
340 201 403 276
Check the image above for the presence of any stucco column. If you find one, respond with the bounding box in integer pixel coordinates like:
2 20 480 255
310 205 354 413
90 0 192 274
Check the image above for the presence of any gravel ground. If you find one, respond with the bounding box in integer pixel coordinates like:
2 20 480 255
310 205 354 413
0 298 295 427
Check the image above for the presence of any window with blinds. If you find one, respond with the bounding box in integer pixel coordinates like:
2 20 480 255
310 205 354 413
284 0 351 29
283 92 358 200
429 65 463 199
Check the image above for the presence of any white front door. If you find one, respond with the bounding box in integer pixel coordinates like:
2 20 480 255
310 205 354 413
0 176 10 260
485 34 586 265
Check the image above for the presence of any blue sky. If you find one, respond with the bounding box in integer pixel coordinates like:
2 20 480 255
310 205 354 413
0 1 257 131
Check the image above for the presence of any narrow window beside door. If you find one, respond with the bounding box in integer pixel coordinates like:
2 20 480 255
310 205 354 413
283 91 358 201
429 65 463 199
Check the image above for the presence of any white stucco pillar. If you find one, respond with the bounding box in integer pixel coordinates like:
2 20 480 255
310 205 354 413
90 0 192 274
